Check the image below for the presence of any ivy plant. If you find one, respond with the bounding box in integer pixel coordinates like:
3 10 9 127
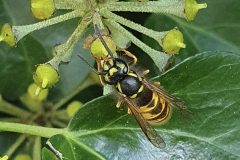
0 0 239 160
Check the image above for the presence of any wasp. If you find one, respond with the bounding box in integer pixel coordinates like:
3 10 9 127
79 25 186 148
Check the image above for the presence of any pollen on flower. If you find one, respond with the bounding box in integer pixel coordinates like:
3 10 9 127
0 155 9 160
31 0 55 20
184 0 207 21
14 154 31 160
67 101 83 118
0 23 16 47
28 83 48 101
162 28 186 54
33 64 59 90
91 36 116 59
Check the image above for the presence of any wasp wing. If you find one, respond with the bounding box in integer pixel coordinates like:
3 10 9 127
142 79 186 110
124 98 166 148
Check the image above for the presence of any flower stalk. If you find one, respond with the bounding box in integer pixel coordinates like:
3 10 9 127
102 1 185 18
51 14 92 66
104 19 170 70
0 96 32 118
100 9 166 46
12 9 85 43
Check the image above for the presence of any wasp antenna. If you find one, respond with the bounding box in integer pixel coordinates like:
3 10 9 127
94 24 114 58
77 54 104 75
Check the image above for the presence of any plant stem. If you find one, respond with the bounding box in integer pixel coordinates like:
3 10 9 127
0 96 32 118
54 0 87 10
0 122 67 138
5 134 27 157
100 10 166 44
51 14 92 66
103 1 184 17
12 9 85 42
104 19 170 70
33 137 41 160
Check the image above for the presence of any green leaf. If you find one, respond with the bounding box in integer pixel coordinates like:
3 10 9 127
143 0 240 61
42 51 240 159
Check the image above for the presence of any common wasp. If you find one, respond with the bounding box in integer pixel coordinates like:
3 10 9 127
79 25 186 148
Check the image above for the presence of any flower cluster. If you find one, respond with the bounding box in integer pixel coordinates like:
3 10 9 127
0 0 207 92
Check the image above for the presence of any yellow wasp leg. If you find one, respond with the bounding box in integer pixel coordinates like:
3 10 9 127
142 69 150 77
116 99 123 108
127 107 132 114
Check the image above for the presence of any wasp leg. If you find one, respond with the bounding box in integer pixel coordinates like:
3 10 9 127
96 60 105 86
117 48 137 65
127 107 132 114
116 99 123 108
142 70 150 77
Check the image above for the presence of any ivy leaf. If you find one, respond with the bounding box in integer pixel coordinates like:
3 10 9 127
42 51 240 160
143 0 240 62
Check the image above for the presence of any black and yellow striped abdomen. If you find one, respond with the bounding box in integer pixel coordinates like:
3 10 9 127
135 87 172 125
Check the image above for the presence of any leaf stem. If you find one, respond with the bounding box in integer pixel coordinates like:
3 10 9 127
102 1 184 17
0 122 67 138
104 19 170 70
0 96 32 118
12 9 85 42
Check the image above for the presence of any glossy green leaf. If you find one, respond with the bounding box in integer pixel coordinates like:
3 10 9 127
42 51 240 160
143 0 240 62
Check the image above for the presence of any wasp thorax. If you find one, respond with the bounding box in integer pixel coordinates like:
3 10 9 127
103 58 128 84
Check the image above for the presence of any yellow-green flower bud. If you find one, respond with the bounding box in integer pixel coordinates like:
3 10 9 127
162 28 186 54
0 155 8 160
28 83 48 101
33 64 59 91
67 101 82 118
0 24 16 47
90 36 116 59
31 0 55 20
184 0 207 21
14 154 31 160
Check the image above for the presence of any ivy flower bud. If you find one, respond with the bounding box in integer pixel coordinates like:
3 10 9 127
0 155 8 160
67 101 82 118
0 24 16 47
90 36 116 59
31 0 55 20
28 83 48 101
33 64 59 92
184 0 207 21
14 154 31 160
162 28 186 54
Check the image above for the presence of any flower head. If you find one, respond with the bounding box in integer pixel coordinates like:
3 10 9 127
184 0 208 21
91 36 117 59
31 0 55 19
162 28 186 54
0 24 16 47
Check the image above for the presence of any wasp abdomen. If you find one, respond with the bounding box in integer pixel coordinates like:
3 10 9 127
137 87 172 125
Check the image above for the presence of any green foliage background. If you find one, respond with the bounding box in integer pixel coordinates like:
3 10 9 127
0 0 240 159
